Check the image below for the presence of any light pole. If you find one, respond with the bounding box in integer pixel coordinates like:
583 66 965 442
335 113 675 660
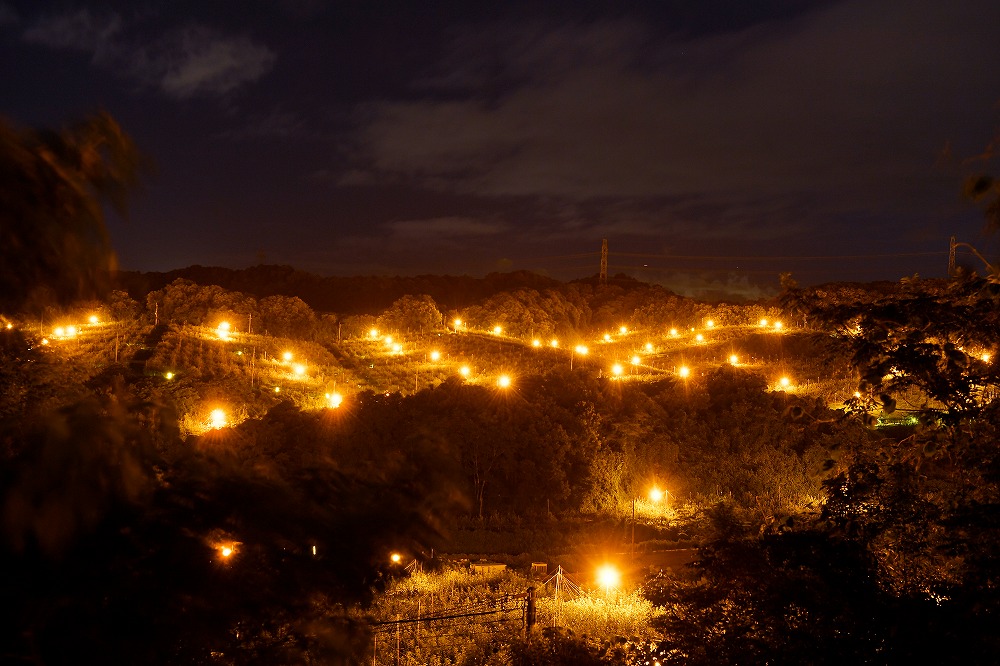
572 344 588 370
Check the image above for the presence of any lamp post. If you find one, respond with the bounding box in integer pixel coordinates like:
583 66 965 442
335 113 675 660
632 486 669 561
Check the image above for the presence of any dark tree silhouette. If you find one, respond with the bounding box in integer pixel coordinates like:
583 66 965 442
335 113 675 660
0 112 144 311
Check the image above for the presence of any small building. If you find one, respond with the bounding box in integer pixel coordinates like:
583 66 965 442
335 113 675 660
470 560 507 575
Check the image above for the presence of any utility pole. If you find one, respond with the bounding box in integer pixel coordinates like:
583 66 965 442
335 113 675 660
949 235 957 276
600 238 608 285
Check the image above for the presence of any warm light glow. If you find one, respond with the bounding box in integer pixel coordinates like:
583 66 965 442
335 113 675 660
603 333 612 342
274 386 281 393
669 328 678 337
706 319 715 328
532 339 541 348
282 351 294 362
430 350 441 361
210 408 227 429
390 552 402 564
391 342 403 354
550 339 559 348
596 564 621 592
217 321 231 340
695 333 704 342
779 376 791 388
54 326 65 337
678 366 690 378
574 345 589 355
493 325 503 335
453 318 462 328
631 355 640 366
619 325 628 335
645 342 653 352
88 315 99 324
369 328 379 338
759 318 769 327
649 486 664 503
497 374 512 389
853 391 861 398
611 363 624 376
326 392 343 408
459 365 471 377
729 354 738 365
384 335 393 346
773 321 783 330
293 363 306 376
982 352 992 363
41 338 49 345
220 546 233 558
165 372 174 380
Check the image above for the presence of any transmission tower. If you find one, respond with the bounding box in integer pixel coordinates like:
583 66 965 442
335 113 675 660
599 239 608 285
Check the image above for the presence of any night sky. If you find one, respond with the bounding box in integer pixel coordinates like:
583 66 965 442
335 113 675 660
3 0 999 296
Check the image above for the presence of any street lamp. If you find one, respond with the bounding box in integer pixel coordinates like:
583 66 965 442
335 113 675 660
571 344 588 369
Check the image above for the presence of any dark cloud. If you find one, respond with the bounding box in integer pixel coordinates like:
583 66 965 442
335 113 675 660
345 0 1000 247
18 7 274 99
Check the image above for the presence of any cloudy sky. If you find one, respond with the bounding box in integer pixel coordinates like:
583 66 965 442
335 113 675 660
2 0 999 294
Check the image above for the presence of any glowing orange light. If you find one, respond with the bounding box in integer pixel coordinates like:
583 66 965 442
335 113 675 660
550 339 559 348
430 350 441 361
292 363 306 376
497 374 512 389
759 318 768 327
596 564 620 593
493 325 502 335
695 333 704 342
209 408 227 429
453 318 462 328
649 486 664 503
669 328 678 337
645 342 653 352
706 319 715 328
611 363 624 376
574 345 589 355
729 354 738 365
779 376 791 388
390 552 402 564
678 366 690 378
282 351 293 362
326 392 343 408
532 339 541 348
369 328 379 339
773 321 783 331
459 365 471 377
217 321 231 340
165 372 175 380
220 546 233 558
603 333 612 342
88 315 99 324
631 355 640 366
619 325 628 335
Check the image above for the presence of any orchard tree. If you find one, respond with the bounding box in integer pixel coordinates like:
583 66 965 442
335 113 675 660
376 294 442 334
